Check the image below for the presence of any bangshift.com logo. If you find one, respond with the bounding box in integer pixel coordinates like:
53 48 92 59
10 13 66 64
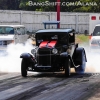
27 1 97 7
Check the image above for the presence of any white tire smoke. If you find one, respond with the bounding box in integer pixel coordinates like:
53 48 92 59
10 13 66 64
0 39 35 73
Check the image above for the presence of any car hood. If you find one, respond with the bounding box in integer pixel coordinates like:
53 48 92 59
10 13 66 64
0 35 14 40
39 41 57 48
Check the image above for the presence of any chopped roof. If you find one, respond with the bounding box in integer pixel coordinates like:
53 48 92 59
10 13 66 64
36 29 74 34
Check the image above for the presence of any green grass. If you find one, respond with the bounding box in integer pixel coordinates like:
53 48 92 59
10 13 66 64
76 34 89 43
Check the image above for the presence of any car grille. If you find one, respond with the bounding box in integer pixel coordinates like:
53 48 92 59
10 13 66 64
37 49 51 66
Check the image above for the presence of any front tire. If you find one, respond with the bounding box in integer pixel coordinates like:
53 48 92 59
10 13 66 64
21 59 28 77
64 58 70 77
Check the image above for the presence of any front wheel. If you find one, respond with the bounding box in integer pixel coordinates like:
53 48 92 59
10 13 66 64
64 58 70 77
75 50 86 74
21 59 28 77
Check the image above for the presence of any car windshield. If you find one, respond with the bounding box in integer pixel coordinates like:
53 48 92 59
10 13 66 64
93 26 100 36
0 27 14 34
15 27 26 35
36 32 68 44
0 27 26 35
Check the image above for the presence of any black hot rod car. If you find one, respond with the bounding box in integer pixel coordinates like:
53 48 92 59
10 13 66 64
20 29 87 77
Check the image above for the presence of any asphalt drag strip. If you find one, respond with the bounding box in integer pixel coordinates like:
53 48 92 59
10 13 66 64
0 72 100 100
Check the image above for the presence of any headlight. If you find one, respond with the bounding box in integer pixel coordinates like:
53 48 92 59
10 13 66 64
31 49 36 54
52 48 58 54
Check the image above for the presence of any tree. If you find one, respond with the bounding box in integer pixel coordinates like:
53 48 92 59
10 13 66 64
0 0 20 10
7 0 20 10
19 0 81 12
73 0 99 12
0 0 99 12
19 0 56 11
0 0 8 9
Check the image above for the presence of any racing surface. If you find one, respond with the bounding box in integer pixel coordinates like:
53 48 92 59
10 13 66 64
0 72 100 100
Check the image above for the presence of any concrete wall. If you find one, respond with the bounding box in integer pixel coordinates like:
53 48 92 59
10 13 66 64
0 10 96 33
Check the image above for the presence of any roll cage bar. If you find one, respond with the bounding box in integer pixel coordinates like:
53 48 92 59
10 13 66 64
43 21 60 29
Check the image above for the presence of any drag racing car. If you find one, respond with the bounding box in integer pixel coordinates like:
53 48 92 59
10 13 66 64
20 28 87 77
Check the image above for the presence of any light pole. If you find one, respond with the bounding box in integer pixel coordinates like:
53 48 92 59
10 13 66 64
57 0 60 28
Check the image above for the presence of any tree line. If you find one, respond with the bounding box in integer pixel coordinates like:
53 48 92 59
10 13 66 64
0 0 100 12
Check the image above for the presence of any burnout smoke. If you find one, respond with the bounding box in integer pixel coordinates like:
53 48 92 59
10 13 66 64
79 43 100 73
86 51 100 73
0 40 99 73
0 39 35 73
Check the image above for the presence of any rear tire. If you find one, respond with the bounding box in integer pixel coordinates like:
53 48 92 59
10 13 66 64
64 58 70 77
21 59 28 77
75 50 86 74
